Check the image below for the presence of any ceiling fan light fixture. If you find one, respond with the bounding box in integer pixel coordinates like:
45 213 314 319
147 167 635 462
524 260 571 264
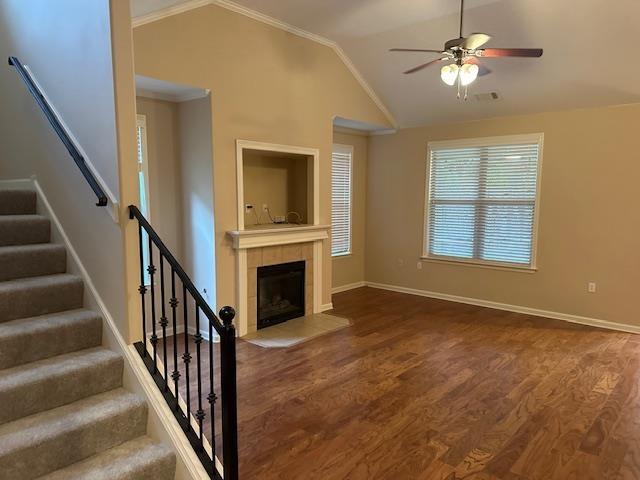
440 64 459 86
459 63 479 86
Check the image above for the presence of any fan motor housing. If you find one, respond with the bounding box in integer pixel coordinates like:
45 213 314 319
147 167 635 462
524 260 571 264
445 38 465 51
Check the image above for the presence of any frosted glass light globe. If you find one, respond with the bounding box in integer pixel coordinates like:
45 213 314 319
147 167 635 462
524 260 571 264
440 64 459 86
459 63 479 86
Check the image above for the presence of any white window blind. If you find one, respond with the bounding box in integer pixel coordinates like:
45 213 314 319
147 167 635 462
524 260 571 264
425 135 542 268
332 145 353 256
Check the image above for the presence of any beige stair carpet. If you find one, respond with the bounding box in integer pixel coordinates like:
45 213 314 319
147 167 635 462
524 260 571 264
0 189 175 480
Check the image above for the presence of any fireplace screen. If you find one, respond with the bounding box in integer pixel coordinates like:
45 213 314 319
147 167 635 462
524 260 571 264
257 260 305 329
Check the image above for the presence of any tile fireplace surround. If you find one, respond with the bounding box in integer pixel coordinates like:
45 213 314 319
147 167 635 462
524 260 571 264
227 224 329 336
249 244 312 331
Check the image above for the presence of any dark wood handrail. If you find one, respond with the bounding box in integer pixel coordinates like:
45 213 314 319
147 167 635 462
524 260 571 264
8 56 108 207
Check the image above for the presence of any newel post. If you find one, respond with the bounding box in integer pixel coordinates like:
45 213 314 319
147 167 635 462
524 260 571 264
219 306 239 480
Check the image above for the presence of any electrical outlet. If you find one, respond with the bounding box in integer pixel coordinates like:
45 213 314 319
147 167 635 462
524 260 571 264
262 203 269 212
417 261 423 270
588 282 597 293
397 258 404 267
245 203 253 213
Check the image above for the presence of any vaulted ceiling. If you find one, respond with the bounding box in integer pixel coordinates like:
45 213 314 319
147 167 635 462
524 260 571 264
132 0 640 128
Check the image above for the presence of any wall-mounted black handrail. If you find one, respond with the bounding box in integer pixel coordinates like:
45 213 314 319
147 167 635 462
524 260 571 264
8 56 108 207
129 204 239 480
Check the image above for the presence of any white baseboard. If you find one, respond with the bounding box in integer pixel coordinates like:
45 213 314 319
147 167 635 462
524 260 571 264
28 177 211 479
320 302 334 312
331 281 366 294
0 178 34 189
365 281 640 335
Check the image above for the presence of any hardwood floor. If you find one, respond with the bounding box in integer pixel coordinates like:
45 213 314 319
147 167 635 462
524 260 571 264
163 287 640 479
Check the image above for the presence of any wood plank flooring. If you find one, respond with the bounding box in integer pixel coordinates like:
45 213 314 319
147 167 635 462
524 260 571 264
162 287 640 479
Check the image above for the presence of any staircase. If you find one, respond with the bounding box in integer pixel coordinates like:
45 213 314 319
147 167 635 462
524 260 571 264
0 189 176 479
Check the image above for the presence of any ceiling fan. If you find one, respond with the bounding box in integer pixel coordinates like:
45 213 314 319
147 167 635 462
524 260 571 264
390 0 543 98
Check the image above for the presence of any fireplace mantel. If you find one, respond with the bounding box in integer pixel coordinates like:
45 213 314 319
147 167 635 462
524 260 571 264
227 224 329 249
232 140 326 337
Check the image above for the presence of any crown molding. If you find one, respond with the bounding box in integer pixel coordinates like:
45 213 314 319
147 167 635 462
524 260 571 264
132 0 397 128
136 87 210 103
132 0 211 27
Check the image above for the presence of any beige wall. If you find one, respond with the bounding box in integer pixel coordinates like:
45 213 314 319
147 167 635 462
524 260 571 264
332 131 368 289
366 103 640 326
243 153 308 225
135 97 183 256
178 96 216 308
133 4 392 312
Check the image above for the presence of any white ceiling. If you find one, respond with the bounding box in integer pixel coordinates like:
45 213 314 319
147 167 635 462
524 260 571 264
132 0 640 128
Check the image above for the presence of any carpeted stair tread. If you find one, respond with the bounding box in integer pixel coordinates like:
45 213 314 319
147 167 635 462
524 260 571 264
0 388 147 480
36 436 176 480
0 215 50 246
0 274 83 322
0 309 102 369
0 243 66 281
0 190 36 215
0 347 123 425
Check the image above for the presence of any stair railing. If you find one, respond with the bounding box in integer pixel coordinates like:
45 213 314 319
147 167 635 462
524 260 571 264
8 56 108 207
129 205 238 480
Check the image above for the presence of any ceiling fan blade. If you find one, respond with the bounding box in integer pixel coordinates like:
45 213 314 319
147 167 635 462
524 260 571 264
464 57 491 76
403 58 446 74
390 48 444 53
460 33 491 50
479 48 543 58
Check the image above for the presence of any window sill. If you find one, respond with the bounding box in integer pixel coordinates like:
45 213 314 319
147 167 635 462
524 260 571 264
332 252 352 259
420 256 537 273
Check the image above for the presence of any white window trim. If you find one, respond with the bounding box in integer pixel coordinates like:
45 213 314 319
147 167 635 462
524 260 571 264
136 114 151 221
332 143 354 258
422 133 544 271
136 114 153 286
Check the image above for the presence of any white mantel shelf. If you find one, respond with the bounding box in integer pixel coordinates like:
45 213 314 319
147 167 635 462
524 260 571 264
227 224 330 249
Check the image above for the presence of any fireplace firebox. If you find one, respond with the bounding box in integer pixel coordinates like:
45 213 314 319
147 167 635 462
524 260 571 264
257 260 305 329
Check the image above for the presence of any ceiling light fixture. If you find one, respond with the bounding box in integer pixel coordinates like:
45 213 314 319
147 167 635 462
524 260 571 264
459 63 479 86
440 64 459 86
390 0 543 101
440 61 478 100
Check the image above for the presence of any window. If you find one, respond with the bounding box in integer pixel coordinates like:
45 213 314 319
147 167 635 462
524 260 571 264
136 114 151 284
331 144 353 256
424 134 543 269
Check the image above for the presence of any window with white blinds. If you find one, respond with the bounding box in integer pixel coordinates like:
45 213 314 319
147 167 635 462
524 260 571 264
424 134 543 268
332 145 353 256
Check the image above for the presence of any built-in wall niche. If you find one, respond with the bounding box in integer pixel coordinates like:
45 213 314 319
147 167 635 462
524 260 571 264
236 141 319 231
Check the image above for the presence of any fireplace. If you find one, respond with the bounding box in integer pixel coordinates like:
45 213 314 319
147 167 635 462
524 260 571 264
257 260 305 329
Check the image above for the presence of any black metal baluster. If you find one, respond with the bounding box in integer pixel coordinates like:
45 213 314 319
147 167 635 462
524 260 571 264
147 235 157 360
220 307 239 480
160 256 169 386
182 284 191 429
136 224 147 356
170 270 180 410
208 315 217 458
194 307 205 449
129 206 239 479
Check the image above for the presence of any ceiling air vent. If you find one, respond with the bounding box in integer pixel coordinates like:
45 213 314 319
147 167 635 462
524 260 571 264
473 92 500 102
